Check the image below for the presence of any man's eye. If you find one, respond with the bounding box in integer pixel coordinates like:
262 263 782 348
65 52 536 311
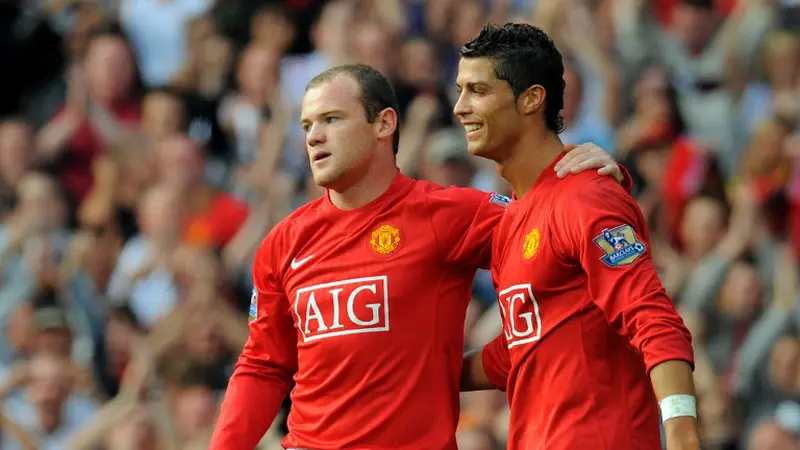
325 117 338 124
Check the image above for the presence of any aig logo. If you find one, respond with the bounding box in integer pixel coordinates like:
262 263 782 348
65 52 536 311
293 276 390 342
497 284 542 349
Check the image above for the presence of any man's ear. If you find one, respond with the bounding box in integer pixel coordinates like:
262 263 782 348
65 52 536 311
519 85 546 116
375 107 398 140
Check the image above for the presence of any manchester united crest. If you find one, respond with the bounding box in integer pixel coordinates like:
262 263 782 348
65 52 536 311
370 224 401 255
523 228 540 259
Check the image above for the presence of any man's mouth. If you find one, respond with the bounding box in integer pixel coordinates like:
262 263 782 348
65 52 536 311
312 152 331 162
464 123 483 135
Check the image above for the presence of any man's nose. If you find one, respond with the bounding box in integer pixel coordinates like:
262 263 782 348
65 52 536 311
306 124 326 147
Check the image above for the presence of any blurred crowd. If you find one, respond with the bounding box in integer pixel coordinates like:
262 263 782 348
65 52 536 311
0 0 799 449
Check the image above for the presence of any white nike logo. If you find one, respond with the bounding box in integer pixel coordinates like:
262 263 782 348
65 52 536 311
290 254 315 270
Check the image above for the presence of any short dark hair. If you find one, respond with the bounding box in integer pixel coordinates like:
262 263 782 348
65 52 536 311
255 3 292 21
682 0 714 10
461 23 565 134
306 64 400 154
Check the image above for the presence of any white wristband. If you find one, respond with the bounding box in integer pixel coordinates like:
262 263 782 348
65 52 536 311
659 395 697 422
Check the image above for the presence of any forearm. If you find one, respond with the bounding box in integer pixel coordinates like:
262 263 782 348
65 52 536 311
461 334 509 392
396 121 429 176
145 306 193 359
215 304 250 350
649 360 701 442
222 203 272 275
733 307 792 396
87 104 130 145
0 411 37 450
36 111 82 161
460 349 496 392
679 253 732 312
78 188 116 228
611 0 653 67
150 397 181 450
66 397 135 450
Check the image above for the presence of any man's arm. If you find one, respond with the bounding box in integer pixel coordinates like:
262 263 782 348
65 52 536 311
554 143 632 192
559 176 698 447
461 333 510 392
432 143 627 270
209 236 298 450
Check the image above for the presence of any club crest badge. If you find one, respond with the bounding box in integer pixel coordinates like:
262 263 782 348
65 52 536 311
370 224 401 255
523 228 540 259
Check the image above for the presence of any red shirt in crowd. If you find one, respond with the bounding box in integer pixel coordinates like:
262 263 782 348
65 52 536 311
481 153 694 450
183 192 249 248
53 101 141 201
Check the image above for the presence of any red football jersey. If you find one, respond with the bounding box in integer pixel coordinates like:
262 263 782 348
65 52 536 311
210 172 507 450
481 153 694 450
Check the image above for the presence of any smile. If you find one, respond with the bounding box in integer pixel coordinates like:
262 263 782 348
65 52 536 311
464 123 483 138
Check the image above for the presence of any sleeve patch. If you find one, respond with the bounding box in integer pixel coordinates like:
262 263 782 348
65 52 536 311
248 288 258 322
489 193 510 208
593 224 646 267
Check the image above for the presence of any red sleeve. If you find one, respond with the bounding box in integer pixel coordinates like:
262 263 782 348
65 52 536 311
557 176 694 374
480 333 510 391
429 187 506 269
619 163 634 194
209 231 297 449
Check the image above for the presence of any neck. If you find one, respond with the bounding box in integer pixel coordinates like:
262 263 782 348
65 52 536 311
497 130 563 199
329 156 397 210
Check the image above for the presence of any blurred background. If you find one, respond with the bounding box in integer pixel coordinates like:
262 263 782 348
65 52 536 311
0 0 797 449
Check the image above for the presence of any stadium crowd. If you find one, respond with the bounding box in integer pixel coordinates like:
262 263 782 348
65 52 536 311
0 0 797 448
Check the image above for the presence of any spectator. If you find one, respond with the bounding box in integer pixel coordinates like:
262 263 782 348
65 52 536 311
1 352 98 450
120 0 214 87
0 119 35 221
155 134 249 249
106 183 181 327
1 1 799 448
36 30 141 204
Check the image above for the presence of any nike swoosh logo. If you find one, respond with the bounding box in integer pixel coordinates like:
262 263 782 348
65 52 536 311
290 254 315 270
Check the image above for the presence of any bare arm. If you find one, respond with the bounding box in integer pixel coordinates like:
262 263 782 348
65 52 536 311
460 349 497 392
77 155 119 229
367 0 406 36
610 0 663 70
86 102 137 147
559 0 622 125
461 334 509 392
222 97 292 273
37 65 87 162
36 109 83 162
649 361 701 446
396 95 438 177
0 411 37 450
149 396 180 450
221 201 272 275
214 301 250 351
717 0 778 96
65 397 139 450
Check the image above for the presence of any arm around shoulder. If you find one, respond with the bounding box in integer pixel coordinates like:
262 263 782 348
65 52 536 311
461 333 510 392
